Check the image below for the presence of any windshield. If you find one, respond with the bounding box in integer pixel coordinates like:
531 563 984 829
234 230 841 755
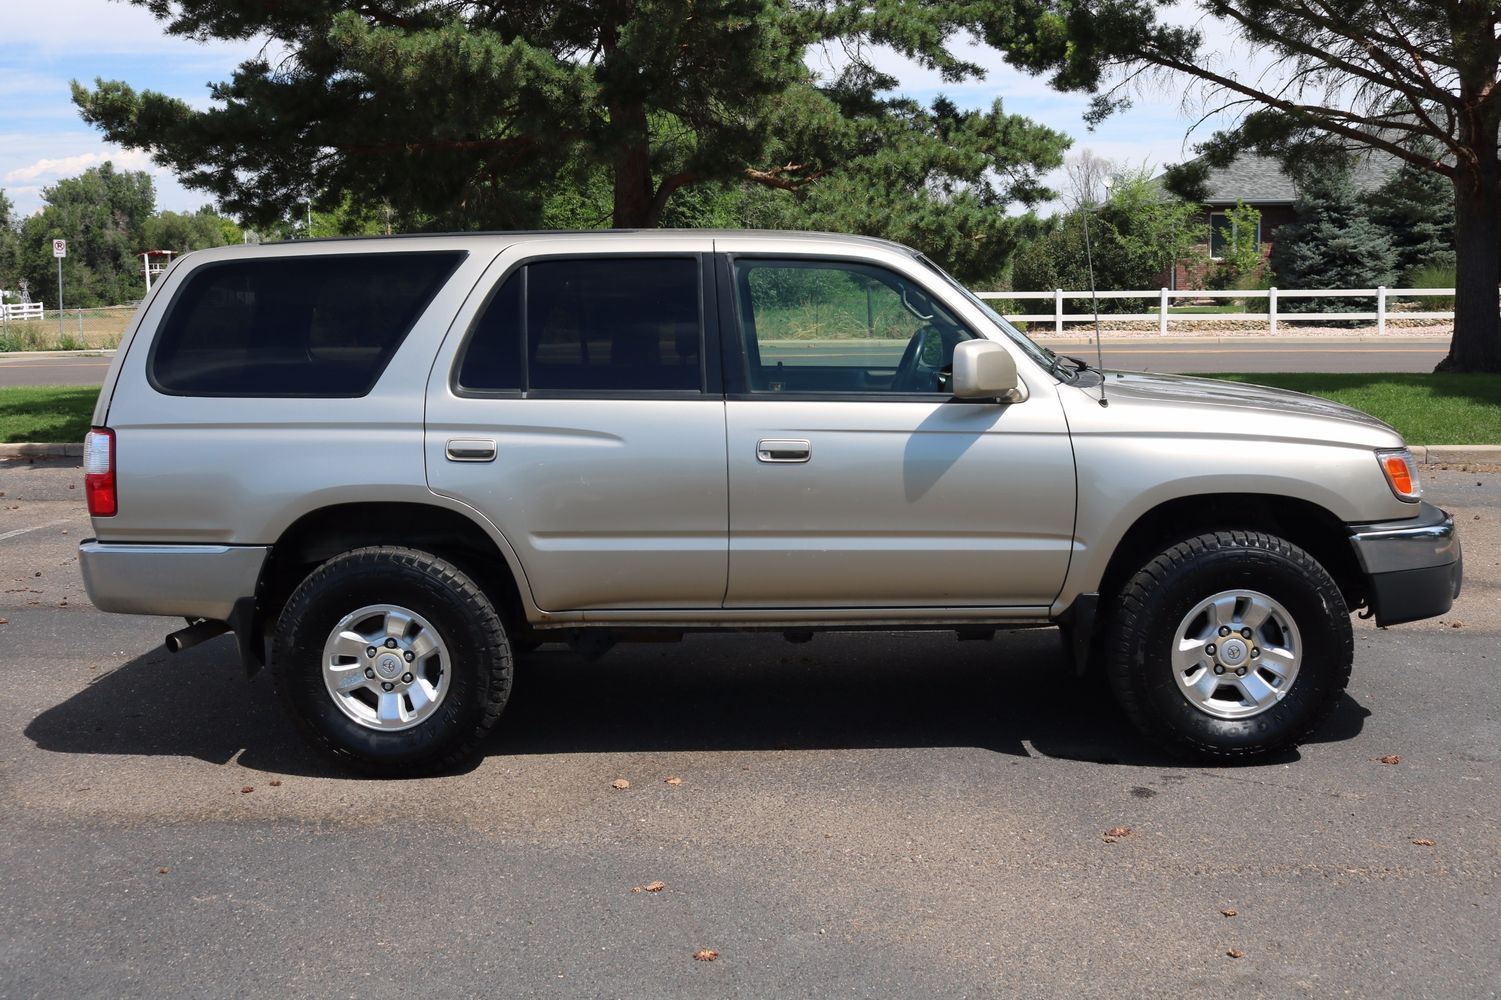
913 254 1065 378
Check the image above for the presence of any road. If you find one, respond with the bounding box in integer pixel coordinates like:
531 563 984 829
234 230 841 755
1053 337 1449 374
0 337 1450 390
2 459 1497 998
0 355 113 388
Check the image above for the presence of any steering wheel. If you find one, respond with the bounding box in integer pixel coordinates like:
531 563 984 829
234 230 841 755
891 324 941 392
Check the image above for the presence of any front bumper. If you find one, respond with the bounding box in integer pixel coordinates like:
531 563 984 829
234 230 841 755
79 540 268 621
1347 502 1462 627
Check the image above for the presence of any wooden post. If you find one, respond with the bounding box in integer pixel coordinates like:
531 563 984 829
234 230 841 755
1377 285 1387 335
1054 289 1064 335
1159 288 1169 336
1268 287 1278 335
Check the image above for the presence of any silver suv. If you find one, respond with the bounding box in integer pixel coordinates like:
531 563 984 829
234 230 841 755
78 231 1462 773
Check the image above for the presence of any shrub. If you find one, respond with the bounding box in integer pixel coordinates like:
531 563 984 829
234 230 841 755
1012 169 1206 311
1400 261 1457 312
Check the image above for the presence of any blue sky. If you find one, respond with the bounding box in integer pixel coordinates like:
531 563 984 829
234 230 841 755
1 0 1244 220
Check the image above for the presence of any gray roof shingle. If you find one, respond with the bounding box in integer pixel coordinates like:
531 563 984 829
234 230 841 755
1195 152 1399 204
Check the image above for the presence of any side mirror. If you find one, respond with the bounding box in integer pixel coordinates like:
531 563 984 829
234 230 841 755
952 339 1027 402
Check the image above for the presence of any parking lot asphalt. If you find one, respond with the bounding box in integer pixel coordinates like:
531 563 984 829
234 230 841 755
1 459 1497 999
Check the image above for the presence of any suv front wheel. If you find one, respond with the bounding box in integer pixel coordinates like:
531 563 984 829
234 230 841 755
1105 531 1353 760
272 546 513 775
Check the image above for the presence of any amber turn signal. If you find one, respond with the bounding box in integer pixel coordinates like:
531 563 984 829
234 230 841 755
1376 449 1420 501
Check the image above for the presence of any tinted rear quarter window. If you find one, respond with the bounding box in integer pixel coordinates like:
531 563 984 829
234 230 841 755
526 258 702 392
151 251 464 396
456 270 523 392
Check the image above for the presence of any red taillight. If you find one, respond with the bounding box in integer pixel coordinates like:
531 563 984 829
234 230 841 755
84 427 116 517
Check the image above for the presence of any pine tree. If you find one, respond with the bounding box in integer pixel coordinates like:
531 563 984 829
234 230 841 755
1271 164 1398 316
1366 155 1456 279
967 0 1501 369
72 0 1068 274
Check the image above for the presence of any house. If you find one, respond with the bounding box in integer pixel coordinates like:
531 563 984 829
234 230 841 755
1167 153 1397 289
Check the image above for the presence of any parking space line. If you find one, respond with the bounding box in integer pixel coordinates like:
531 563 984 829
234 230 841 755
0 519 74 543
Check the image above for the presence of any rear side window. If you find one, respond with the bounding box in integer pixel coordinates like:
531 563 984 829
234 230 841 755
456 270 522 392
151 251 464 397
458 257 703 393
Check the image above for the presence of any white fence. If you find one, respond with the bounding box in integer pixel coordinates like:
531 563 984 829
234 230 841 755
976 287 1458 335
1 302 45 322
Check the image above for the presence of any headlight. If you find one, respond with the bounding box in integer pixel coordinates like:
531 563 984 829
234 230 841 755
1376 448 1421 501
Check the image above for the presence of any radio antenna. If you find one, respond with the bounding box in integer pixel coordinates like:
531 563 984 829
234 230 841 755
1082 176 1111 407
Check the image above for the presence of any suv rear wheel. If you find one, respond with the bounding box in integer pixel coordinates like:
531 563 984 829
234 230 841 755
1105 531 1353 760
272 546 513 775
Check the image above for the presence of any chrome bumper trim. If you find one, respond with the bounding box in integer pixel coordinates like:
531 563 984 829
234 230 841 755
1347 502 1459 576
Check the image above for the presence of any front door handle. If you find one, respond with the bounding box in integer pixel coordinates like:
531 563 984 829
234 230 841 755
446 438 497 462
756 438 811 463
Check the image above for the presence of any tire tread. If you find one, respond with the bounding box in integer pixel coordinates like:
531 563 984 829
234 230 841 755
1107 530 1353 761
271 545 512 776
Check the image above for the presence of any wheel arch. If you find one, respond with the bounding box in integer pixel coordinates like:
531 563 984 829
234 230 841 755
1093 493 1366 614
257 500 536 632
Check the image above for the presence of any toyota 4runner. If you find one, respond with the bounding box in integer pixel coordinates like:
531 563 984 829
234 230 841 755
77 231 1463 774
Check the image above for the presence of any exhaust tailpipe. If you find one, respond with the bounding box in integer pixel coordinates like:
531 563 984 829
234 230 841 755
165 618 231 654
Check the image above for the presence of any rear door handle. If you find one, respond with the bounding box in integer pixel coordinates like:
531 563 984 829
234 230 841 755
756 438 811 463
446 438 497 462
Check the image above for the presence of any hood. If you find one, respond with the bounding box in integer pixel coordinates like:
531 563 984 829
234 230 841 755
1094 370 1398 435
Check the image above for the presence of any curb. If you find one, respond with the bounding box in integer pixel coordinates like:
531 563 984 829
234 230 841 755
5 441 1498 464
0 349 116 359
1410 445 1501 465
1 443 83 458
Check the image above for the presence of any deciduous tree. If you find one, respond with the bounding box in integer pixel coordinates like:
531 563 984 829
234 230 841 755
1012 170 1206 303
19 163 155 307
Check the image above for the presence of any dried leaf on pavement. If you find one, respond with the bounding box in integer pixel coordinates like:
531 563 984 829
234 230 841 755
1226 949 1245 959
158 867 170 875
1221 909 1237 917
611 778 630 790
1378 755 1400 765
269 779 282 787
664 776 683 786
1411 838 1435 847
240 786 254 794
0 618 8 625
631 880 667 893
1104 826 1133 841
693 949 719 962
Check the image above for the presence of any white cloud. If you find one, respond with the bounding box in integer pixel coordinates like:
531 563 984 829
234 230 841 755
2 0 264 58
5 148 154 183
1 135 211 217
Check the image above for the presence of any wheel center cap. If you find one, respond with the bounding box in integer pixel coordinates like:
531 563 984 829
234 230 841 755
375 653 404 679
1219 638 1249 666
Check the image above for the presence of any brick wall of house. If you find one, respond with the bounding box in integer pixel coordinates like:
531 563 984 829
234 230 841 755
1166 203 1299 291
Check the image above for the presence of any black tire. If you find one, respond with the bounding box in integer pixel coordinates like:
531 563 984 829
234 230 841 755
272 546 513 776
1105 530 1353 761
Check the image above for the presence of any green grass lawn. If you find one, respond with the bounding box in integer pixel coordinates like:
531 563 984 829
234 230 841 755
0 385 99 444
1202 373 1501 445
1169 304 1249 315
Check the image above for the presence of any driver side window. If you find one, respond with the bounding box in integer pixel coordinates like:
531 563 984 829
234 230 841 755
733 259 971 394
